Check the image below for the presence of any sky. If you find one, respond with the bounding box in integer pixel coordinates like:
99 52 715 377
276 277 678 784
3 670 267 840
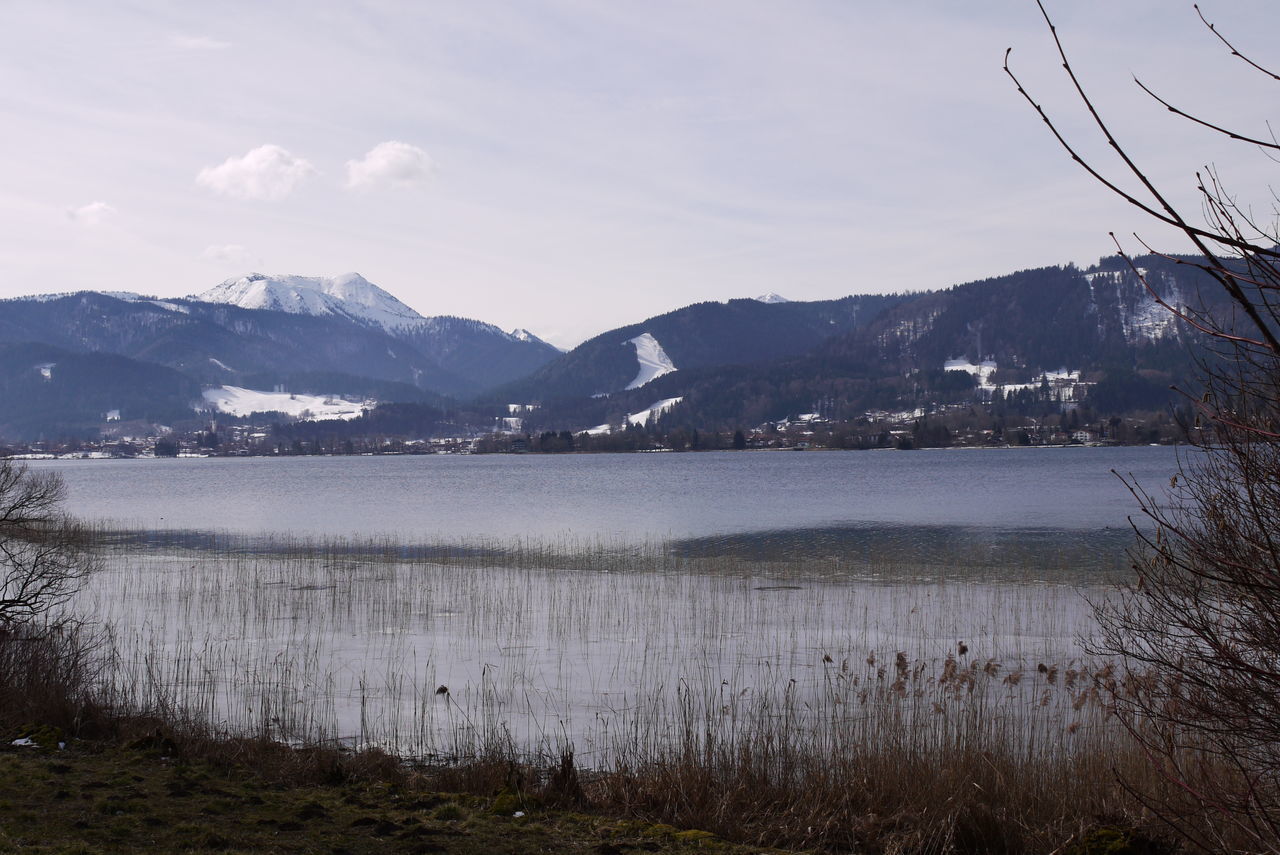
1 1 1276 348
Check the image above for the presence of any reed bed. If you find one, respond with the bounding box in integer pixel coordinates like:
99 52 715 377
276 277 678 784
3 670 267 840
67 528 1165 851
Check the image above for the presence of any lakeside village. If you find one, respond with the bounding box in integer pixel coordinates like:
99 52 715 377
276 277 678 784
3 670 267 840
2 364 1187 459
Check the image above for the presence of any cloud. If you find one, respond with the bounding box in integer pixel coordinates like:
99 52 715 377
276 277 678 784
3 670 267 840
345 141 435 190
170 34 231 51
200 244 255 266
196 145 316 201
67 201 118 226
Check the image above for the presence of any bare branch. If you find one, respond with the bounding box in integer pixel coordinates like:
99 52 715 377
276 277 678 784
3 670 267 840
1020 4 1280 849
0 460 95 627
1195 4 1280 82
1135 78 1280 152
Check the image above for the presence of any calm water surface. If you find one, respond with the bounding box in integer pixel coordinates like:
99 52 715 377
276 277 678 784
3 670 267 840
34 445 1178 542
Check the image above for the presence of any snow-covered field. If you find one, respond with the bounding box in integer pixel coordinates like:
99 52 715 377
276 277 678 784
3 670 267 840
624 333 677 390
200 386 371 420
943 358 997 386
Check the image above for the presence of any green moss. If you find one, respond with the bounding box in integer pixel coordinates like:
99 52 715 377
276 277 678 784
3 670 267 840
646 823 680 836
1067 826 1167 855
12 724 65 749
490 790 540 816
432 801 466 821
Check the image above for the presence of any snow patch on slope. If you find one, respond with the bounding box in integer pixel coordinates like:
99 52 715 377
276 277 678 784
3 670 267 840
628 396 683 426
1122 281 1181 344
201 386 370 420
1083 267 1180 344
943 358 997 386
1084 267 1148 283
585 397 684 435
624 333 677 390
944 360 1086 401
103 292 191 314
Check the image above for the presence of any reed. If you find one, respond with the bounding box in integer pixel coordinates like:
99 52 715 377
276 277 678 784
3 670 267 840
39 528 1178 850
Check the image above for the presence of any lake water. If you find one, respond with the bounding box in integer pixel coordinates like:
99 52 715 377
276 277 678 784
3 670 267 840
36 445 1178 543
48 446 1180 759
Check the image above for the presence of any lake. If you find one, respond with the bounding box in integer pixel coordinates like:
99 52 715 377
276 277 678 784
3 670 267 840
45 446 1181 760
36 445 1178 543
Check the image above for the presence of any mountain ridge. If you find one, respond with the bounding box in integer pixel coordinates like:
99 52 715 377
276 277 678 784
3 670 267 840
0 253 1224 441
0 274 562 405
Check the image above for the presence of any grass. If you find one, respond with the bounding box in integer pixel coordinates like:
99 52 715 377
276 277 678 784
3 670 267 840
0 737 799 854
0 529 1190 852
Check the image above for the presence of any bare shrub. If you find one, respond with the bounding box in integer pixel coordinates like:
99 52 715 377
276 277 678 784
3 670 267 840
0 459 96 626
1009 4 1280 851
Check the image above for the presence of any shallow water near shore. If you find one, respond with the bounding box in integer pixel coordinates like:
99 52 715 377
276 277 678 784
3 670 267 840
82 527 1120 762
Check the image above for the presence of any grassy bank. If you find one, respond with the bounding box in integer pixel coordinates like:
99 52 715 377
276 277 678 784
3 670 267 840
0 737 804 854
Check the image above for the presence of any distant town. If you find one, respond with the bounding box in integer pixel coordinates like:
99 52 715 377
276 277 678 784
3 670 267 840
1 403 1186 460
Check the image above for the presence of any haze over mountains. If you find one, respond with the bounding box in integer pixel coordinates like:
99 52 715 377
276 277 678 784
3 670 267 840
0 254 1208 440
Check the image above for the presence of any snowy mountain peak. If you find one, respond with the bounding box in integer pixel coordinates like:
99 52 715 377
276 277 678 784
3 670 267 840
510 328 561 350
754 293 789 304
192 273 426 332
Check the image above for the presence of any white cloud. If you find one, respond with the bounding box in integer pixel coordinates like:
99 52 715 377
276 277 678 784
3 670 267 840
67 201 118 226
196 145 316 201
345 141 435 191
200 244 254 266
170 34 231 51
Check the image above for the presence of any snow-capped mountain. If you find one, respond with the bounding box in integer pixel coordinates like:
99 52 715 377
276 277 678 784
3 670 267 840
512 328 562 350
754 293 789 304
193 273 559 353
186 272 563 392
194 273 425 333
0 272 564 438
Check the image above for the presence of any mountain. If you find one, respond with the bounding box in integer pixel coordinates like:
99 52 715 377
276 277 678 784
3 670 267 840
193 273 424 332
194 273 562 390
822 257 1193 370
0 291 468 394
490 294 906 404
0 272 568 437
0 274 560 397
0 253 1225 442
0 342 201 440
394 316 563 393
507 254 1215 434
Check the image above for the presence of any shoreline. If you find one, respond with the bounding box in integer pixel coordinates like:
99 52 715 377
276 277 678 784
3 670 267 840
6 439 1177 461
